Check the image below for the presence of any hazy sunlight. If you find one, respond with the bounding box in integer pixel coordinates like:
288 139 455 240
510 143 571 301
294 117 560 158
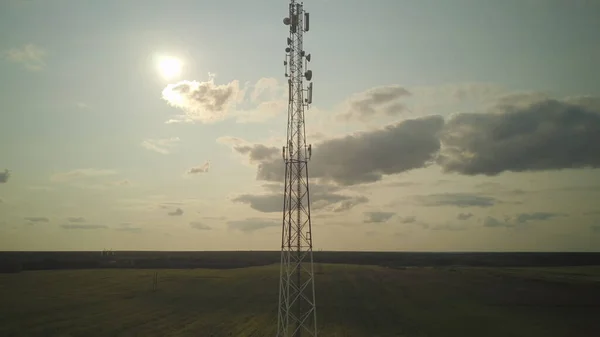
157 56 182 80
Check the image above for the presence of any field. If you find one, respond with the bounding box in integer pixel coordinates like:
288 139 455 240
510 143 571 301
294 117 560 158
1 262 600 337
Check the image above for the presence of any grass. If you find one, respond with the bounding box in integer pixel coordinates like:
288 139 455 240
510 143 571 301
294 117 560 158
1 264 599 336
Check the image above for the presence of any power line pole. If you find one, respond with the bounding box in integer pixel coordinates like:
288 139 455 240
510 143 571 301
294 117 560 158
276 1 317 336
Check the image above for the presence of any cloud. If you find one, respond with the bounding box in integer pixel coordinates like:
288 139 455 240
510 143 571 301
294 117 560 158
227 218 279 233
250 77 282 103
339 85 412 121
190 222 212 230
187 162 210 174
398 216 417 224
0 169 9 183
109 180 131 187
429 223 469 231
484 212 565 228
3 44 46 71
414 193 496 208
363 211 395 223
510 212 565 224
457 212 474 220
115 223 142 232
218 136 279 164
67 217 86 223
437 97 600 175
228 115 444 186
24 217 49 223
162 77 241 123
234 100 287 123
483 216 510 228
223 87 600 186
330 196 369 212
232 183 369 213
168 208 184 216
591 225 600 233
141 137 180 154
51 169 117 183
61 224 108 230
76 102 90 109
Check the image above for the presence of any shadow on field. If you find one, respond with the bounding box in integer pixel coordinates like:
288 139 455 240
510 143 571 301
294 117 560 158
1 263 600 336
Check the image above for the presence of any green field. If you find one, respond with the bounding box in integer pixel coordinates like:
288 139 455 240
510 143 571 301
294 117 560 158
1 264 599 336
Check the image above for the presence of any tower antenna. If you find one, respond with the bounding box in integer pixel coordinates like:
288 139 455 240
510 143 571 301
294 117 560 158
276 1 317 336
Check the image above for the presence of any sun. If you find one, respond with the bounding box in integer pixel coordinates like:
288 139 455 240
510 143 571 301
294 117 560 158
157 57 182 80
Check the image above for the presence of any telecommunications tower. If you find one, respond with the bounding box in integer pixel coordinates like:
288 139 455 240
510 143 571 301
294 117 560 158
276 1 317 337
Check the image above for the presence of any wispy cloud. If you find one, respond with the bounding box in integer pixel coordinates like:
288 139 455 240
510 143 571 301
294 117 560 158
363 211 395 223
168 208 184 216
187 161 210 174
3 44 46 71
24 216 49 223
228 218 279 233
190 222 212 230
414 193 496 208
141 137 180 154
61 224 108 230
115 223 142 232
51 169 117 183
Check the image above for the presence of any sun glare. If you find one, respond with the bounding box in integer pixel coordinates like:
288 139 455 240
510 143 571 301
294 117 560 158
158 57 183 80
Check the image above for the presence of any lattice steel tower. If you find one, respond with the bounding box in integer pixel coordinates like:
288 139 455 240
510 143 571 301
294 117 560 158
276 1 317 336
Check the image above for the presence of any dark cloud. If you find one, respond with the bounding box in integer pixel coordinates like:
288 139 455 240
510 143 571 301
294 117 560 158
61 224 108 230
234 144 279 163
457 212 473 220
430 223 468 231
232 183 369 213
0 169 10 183
398 216 417 224
415 193 496 208
438 98 600 175
168 208 184 216
187 162 210 174
591 225 600 233
67 217 86 223
225 93 600 186
339 85 412 121
190 221 212 230
483 216 511 228
364 211 395 223
227 218 279 233
232 194 281 213
24 216 49 223
251 115 444 185
511 212 564 224
162 79 240 123
383 181 418 188
484 212 565 228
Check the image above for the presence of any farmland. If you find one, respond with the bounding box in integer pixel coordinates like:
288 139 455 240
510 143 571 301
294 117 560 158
1 256 599 336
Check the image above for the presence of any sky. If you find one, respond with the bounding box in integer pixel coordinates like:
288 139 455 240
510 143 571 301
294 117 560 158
1 0 599 251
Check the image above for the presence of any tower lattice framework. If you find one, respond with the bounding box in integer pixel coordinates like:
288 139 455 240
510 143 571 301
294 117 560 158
276 1 317 336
